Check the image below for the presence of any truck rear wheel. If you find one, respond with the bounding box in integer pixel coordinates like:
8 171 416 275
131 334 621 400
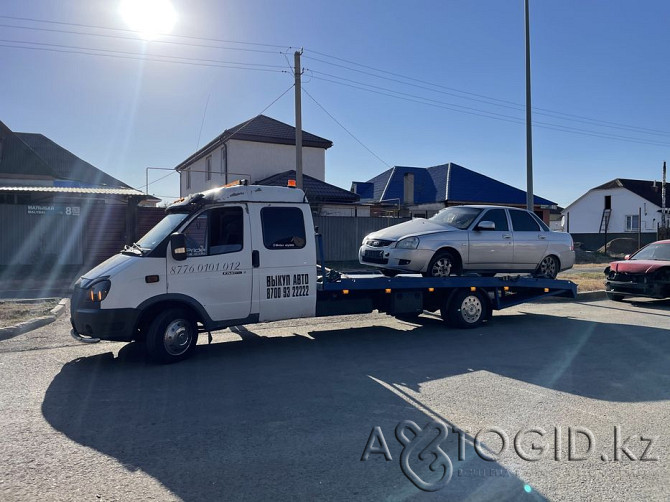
443 289 488 329
145 308 198 363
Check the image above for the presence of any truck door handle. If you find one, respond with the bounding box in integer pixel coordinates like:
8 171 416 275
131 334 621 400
502 234 512 239
538 234 547 240
252 250 260 268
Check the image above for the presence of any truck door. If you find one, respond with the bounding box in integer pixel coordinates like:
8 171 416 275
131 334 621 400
167 205 252 323
249 203 317 322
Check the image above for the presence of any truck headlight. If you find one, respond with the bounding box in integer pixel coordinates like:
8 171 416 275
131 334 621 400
88 279 111 302
396 237 419 249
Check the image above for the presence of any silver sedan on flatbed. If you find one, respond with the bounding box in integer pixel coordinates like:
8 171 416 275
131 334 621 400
359 205 575 278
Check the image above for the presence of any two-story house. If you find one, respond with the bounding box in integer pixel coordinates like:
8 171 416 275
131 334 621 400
175 115 333 195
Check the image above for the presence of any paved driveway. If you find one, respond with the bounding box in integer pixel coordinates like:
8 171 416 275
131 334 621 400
0 298 669 501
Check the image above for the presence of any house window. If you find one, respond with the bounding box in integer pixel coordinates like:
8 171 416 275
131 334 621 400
206 155 212 181
625 215 639 232
186 168 191 189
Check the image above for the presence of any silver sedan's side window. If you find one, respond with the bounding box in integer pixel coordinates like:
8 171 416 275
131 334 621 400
481 209 509 231
509 210 540 232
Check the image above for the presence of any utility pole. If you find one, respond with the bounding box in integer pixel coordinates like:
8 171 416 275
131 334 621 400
662 161 667 231
525 0 534 212
294 49 303 189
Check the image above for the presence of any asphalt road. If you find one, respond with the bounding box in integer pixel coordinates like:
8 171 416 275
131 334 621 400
1 298 669 501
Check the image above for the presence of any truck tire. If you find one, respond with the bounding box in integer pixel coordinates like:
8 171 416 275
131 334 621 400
443 289 488 329
145 308 198 364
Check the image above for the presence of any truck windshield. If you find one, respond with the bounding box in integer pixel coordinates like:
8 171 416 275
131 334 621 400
429 207 482 230
135 213 188 251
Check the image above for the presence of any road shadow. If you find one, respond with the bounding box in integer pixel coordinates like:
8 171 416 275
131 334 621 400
42 312 670 500
41 325 557 501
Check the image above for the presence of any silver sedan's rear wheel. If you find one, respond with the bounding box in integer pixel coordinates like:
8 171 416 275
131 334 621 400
535 255 559 279
425 251 460 278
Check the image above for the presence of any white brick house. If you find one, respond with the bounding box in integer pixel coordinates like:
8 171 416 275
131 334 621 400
175 115 332 196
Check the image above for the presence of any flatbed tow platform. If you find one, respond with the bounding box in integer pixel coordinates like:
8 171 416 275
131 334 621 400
315 268 577 328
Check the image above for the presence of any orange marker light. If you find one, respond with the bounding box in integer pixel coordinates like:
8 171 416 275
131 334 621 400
287 179 297 188
342 289 350 295
428 288 435 292
544 288 550 293
470 287 477 292
385 288 392 294
504 286 510 291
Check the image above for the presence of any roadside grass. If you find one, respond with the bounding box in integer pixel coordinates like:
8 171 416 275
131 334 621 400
0 300 59 328
558 271 605 292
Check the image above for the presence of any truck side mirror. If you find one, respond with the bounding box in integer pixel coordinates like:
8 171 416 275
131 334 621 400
624 254 631 260
476 221 496 231
170 233 188 261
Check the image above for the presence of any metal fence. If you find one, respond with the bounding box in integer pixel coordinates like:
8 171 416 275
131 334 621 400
0 202 407 267
314 216 410 262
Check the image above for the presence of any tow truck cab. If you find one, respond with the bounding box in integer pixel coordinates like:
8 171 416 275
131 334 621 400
71 183 318 361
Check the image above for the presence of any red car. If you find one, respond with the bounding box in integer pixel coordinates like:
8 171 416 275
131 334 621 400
604 239 670 300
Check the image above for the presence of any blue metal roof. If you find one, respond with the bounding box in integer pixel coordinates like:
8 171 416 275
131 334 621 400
363 162 556 206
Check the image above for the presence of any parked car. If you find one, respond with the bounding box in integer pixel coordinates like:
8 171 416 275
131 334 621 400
359 205 575 278
604 239 670 300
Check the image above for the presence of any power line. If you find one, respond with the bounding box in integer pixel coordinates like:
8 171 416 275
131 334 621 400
0 22 286 55
305 49 670 137
0 15 292 50
5 14 668 143
301 87 390 168
155 83 295 188
0 40 289 73
309 74 670 148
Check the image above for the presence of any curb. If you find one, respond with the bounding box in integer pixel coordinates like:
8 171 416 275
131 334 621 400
575 290 608 302
0 298 68 341
539 290 607 303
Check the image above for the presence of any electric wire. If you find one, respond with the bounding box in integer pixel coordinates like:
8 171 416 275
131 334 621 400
309 74 670 148
306 48 670 136
302 87 391 168
0 15 291 49
0 40 288 73
142 83 295 191
0 23 286 55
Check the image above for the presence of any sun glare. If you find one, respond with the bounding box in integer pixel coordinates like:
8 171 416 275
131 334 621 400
120 0 177 40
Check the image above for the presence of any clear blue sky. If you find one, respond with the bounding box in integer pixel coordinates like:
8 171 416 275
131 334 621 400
2 0 669 207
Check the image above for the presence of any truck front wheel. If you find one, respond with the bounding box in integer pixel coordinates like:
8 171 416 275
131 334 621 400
145 308 198 363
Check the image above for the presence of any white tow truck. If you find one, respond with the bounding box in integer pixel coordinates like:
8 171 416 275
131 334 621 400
70 181 577 363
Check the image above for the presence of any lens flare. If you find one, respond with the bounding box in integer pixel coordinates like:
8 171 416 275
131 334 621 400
120 0 177 40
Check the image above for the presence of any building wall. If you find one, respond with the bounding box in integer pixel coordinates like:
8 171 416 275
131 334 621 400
563 188 660 233
180 139 326 196
316 205 371 217
314 216 410 262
